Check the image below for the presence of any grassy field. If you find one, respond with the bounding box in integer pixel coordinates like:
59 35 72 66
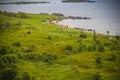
0 11 120 80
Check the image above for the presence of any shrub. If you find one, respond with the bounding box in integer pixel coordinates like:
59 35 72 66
16 21 22 26
87 45 96 51
98 45 105 52
78 43 86 52
65 45 73 51
42 53 58 64
115 35 120 40
77 39 82 43
22 72 30 80
79 33 87 38
12 41 21 47
78 45 83 52
0 55 18 68
95 57 101 64
1 68 17 80
109 46 117 51
23 53 36 60
0 44 8 55
103 42 111 47
22 52 58 63
18 12 29 18
47 36 52 40
106 54 116 61
93 72 101 80
5 22 11 27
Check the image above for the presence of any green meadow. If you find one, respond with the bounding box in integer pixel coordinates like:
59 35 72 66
0 11 120 80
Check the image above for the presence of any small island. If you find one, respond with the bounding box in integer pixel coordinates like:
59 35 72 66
62 0 95 3
0 1 50 5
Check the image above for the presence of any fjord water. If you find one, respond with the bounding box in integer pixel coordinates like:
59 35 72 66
0 0 120 35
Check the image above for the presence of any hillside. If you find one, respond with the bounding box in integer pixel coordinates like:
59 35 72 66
0 11 120 80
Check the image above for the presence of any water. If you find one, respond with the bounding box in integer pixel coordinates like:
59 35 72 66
0 0 120 35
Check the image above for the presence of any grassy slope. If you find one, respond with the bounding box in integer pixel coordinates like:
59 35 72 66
0 12 120 80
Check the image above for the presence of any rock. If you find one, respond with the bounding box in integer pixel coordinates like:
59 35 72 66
22 47 31 52
88 29 93 31
40 13 49 15
83 17 91 19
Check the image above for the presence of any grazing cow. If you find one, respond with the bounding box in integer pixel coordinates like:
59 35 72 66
28 31 30 35
22 32 26 36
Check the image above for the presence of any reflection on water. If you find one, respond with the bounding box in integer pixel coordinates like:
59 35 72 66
0 0 120 35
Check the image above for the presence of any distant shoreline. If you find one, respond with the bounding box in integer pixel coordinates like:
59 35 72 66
0 1 50 5
62 0 96 3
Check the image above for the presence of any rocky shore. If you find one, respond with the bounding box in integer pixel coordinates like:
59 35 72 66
51 13 91 20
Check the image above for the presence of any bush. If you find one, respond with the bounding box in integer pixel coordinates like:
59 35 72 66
98 45 105 52
87 45 96 51
79 33 87 38
1 68 17 80
106 54 116 61
42 53 58 64
5 22 11 27
47 36 52 40
109 46 117 51
65 45 73 51
95 57 101 64
115 35 120 40
0 55 18 68
22 52 58 64
12 41 21 47
16 21 22 26
22 72 31 80
96 40 101 45
78 43 86 52
18 12 29 18
93 72 101 80
103 42 111 47
0 44 8 55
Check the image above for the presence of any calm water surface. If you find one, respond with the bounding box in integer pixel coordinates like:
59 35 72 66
0 0 120 35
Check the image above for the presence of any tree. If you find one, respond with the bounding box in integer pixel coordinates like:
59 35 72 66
106 30 110 37
93 30 96 41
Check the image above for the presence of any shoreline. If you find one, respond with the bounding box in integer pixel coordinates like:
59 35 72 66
49 13 92 32
49 19 94 32
48 19 118 36
0 1 50 5
62 0 96 3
